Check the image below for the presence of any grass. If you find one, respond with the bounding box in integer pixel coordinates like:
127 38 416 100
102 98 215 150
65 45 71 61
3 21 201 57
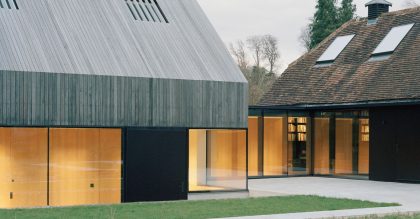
0 195 398 219
376 214 420 219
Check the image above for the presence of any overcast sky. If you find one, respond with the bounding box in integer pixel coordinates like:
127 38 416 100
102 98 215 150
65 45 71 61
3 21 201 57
197 0 413 72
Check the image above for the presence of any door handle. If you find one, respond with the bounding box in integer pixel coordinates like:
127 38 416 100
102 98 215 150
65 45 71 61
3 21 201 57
10 192 13 200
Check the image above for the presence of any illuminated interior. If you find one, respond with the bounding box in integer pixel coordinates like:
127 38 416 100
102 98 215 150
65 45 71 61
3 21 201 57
263 117 287 176
248 117 261 177
249 111 369 179
335 119 354 174
189 129 247 192
314 118 330 175
0 128 121 209
313 112 370 177
359 119 370 175
0 128 48 208
49 128 122 207
287 117 309 175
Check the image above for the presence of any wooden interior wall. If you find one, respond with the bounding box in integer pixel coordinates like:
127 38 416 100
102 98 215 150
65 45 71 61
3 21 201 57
98 129 122 204
314 118 330 175
208 130 247 176
188 130 207 191
247 117 259 177
335 119 353 174
0 128 48 208
49 128 121 207
0 128 11 208
263 117 286 176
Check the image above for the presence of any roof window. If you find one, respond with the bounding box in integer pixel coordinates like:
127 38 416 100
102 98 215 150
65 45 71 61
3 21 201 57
372 23 414 56
316 34 355 65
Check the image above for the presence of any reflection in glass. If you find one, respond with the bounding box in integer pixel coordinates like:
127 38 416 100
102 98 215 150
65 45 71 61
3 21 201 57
189 130 247 192
263 117 287 176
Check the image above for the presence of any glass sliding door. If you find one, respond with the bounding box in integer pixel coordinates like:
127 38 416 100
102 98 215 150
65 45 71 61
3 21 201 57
49 128 122 207
314 117 331 175
312 111 370 178
263 117 287 176
287 116 310 175
189 129 247 192
335 118 354 175
0 128 48 208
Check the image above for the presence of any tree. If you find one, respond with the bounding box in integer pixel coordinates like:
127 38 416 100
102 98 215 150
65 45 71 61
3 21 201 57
229 35 281 105
299 24 312 52
262 35 280 74
308 0 356 49
338 0 356 25
229 40 248 71
310 0 338 49
246 36 264 68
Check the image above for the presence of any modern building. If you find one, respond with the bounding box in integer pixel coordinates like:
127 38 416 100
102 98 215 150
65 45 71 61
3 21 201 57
250 1 420 183
0 0 248 208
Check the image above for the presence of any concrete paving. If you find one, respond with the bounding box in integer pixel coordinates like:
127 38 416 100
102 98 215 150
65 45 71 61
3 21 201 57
215 177 420 219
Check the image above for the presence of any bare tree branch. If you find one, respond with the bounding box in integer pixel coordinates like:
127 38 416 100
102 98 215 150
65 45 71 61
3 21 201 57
262 35 281 75
299 24 312 52
229 40 248 71
246 36 264 68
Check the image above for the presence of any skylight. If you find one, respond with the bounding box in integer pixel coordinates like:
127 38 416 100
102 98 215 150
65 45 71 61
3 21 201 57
317 34 355 64
372 23 415 56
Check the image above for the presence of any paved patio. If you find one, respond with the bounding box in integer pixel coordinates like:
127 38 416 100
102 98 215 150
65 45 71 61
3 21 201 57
193 177 420 219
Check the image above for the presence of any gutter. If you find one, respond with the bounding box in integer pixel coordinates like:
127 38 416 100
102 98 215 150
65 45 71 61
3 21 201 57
250 98 420 110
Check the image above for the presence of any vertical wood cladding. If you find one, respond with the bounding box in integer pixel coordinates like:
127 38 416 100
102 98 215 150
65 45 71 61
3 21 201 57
0 71 248 128
370 106 420 182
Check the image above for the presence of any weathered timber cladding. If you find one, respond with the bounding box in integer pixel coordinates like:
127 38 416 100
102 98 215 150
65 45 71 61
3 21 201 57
0 71 248 128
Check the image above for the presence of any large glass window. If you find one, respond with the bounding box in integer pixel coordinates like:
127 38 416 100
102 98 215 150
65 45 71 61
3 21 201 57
313 111 370 178
0 128 48 209
288 116 310 175
49 128 122 207
189 129 247 192
263 117 287 176
248 117 261 177
359 118 370 175
335 118 354 175
314 117 331 175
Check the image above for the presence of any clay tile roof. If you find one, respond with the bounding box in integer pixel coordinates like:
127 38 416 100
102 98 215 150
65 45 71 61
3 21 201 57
258 7 420 107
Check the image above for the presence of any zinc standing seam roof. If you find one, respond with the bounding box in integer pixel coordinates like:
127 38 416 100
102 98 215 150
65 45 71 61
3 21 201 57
0 0 246 83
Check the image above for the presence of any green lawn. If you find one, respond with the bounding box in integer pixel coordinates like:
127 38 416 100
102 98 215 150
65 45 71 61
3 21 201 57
0 195 398 219
380 215 420 219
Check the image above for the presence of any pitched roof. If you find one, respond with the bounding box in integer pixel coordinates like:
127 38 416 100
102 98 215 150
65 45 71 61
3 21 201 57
259 7 420 107
0 0 246 83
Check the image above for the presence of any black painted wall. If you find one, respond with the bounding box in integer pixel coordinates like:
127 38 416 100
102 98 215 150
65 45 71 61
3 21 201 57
370 106 420 182
124 128 188 202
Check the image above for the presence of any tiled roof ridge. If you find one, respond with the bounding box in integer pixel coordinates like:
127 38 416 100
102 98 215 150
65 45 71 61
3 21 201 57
384 6 420 17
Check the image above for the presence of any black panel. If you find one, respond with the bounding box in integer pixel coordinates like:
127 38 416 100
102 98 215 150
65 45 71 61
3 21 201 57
370 108 398 181
396 107 420 182
124 128 188 202
370 106 420 182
